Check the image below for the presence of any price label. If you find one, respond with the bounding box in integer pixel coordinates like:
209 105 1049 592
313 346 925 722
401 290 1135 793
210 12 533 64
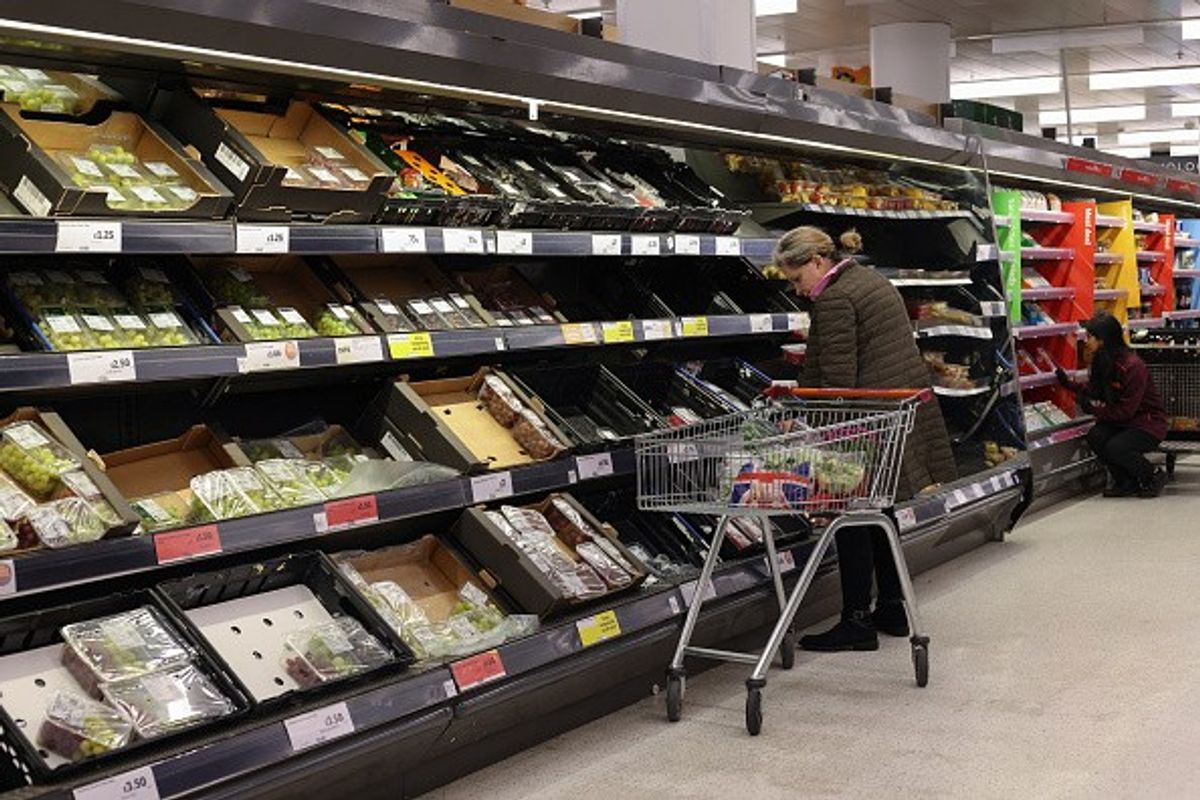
749 314 773 333
674 234 701 256
641 319 674 341
679 317 709 337
631 235 661 256
576 609 621 648
450 649 506 691
56 220 122 253
945 489 970 512
236 224 289 254
335 336 385 365
380 227 428 253
896 507 917 532
561 322 599 345
591 234 622 256
470 471 513 503
667 595 681 614
320 495 379 531
496 230 534 255
68 350 136 385
682 577 717 606
715 236 741 256
155 525 222 564
777 550 796 573
442 228 485 254
576 452 615 480
284 701 356 752
239 340 300 372
73 765 159 800
601 320 635 343
786 312 809 333
387 332 435 359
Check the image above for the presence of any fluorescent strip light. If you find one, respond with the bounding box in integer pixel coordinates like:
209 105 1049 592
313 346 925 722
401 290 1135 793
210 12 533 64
950 76 1061 99
567 11 603 20
1183 19 1200 40
1039 105 1145 126
1171 144 1200 156
757 54 788 67
1103 146 1151 159
1172 101 1200 117
755 0 797 15
1117 128 1200 146
992 27 1142 55
1090 67 1200 90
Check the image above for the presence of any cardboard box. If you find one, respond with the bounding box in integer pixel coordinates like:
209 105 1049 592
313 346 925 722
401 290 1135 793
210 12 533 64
449 0 580 34
102 425 248 500
0 407 140 537
374 368 572 472
0 106 234 219
230 423 382 465
152 91 391 223
451 493 646 617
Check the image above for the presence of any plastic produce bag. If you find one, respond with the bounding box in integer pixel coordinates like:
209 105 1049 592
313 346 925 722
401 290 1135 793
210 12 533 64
253 459 324 508
188 471 259 521
282 617 393 688
328 460 459 498
38 691 134 762
0 421 82 499
61 606 192 697
511 409 567 460
102 664 235 739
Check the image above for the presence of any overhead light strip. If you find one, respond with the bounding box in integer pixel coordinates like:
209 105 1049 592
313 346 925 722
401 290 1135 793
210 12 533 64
950 76 1061 100
1090 67 1200 90
1117 128 1200 146
1039 104 1145 126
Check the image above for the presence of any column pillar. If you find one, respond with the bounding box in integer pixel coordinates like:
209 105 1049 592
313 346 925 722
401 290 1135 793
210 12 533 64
869 22 952 103
615 0 756 72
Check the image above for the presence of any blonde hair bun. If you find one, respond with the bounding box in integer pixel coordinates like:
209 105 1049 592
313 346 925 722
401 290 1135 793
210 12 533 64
839 229 863 254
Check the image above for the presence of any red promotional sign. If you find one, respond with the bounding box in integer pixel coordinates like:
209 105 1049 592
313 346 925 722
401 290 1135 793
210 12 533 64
155 525 222 564
1167 178 1199 196
1065 157 1113 178
323 495 378 530
1120 169 1157 188
450 649 506 691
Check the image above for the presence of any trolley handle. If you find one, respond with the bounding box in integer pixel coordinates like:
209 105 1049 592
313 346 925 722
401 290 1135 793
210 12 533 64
763 385 933 403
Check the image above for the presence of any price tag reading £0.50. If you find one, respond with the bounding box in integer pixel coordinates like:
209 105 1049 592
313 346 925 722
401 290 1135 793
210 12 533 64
73 765 159 800
285 701 355 752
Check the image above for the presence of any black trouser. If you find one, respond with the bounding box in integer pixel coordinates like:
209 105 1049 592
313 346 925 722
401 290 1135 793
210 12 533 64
1086 422 1159 488
836 524 902 613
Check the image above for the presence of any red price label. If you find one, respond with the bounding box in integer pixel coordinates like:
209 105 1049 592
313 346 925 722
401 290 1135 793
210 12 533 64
1167 178 1199 195
1065 157 1113 178
323 495 378 530
450 649 506 691
155 525 222 564
1120 168 1157 188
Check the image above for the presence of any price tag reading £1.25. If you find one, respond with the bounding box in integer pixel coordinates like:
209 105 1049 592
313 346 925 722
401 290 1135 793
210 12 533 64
235 224 289 254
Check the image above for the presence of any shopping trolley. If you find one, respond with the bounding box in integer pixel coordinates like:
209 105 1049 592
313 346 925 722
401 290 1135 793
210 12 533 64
636 387 930 736
1139 332 1200 477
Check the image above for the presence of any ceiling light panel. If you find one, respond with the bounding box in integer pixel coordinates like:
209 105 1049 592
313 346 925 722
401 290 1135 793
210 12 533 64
1172 102 1200 117
1117 128 1200 145
1039 105 1146 125
755 0 797 15
950 76 1061 99
1090 67 1200 90
1182 19 1200 40
757 54 788 67
992 27 1143 55
1103 146 1151 159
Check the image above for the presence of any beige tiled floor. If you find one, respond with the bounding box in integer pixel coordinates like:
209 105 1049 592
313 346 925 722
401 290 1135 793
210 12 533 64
431 473 1200 799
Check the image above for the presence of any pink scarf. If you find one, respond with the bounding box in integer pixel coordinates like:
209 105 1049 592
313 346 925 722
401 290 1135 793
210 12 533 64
808 257 856 298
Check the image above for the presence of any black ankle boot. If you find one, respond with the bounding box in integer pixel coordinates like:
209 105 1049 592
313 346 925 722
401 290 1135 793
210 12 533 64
1139 469 1167 498
871 601 910 637
799 609 879 652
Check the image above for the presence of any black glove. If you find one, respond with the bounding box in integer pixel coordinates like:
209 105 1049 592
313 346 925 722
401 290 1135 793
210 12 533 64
1054 367 1070 387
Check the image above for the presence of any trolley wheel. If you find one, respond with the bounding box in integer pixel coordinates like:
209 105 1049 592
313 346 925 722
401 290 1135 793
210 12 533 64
745 686 763 736
666 674 684 722
911 639 930 688
780 630 796 670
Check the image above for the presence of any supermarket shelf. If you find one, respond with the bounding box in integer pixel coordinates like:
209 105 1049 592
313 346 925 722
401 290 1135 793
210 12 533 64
1016 209 1076 225
1021 286 1076 301
0 314 800 394
1093 288 1128 301
1164 308 1200 321
1094 252 1123 265
1021 247 1075 261
888 275 972 287
1028 416 1094 452
1014 323 1081 340
1175 236 1200 248
762 202 973 221
1136 250 1166 262
1095 214 1125 228
914 324 994 340
1019 370 1085 391
932 385 991 397
1139 284 1167 296
1174 269 1200 279
1128 317 1167 329
1132 221 1167 233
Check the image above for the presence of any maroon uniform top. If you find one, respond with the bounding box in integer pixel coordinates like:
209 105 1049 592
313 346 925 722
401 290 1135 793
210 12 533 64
1068 349 1168 441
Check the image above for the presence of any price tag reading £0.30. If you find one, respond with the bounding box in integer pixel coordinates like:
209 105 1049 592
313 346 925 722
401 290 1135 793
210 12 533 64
56 220 122 253
73 765 159 800
285 701 355 752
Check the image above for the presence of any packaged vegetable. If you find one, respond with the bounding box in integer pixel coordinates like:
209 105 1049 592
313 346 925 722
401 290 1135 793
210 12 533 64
0 470 36 520
102 664 235 738
130 491 191 533
61 606 192 697
224 467 287 512
301 460 345 497
142 307 199 347
188 471 258 521
0 519 18 551
38 691 134 762
38 309 96 352
544 497 639 575
0 422 82 499
26 497 110 548
254 459 325 508
122 266 175 307
282 617 393 688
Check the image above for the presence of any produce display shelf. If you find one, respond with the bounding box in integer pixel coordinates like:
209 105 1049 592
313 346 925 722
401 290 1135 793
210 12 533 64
1096 214 1126 228
1027 417 1094 452
777 203 975 221
1094 288 1128 301
1136 250 1166 262
1019 370 1085 390
1132 221 1167 233
1015 209 1076 225
1164 308 1200 321
1013 323 1081 340
1 447 636 599
1175 237 1200 248
1128 317 1167 329
1020 247 1075 261
914 324 993 340
1094 252 1123 265
1139 284 1167 296
1021 286 1076 301
1174 269 1200 278
887 276 973 287
0 313 800 394
932 385 991 397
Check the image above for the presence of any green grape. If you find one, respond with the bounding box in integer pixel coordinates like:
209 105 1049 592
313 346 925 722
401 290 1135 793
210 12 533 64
315 311 358 337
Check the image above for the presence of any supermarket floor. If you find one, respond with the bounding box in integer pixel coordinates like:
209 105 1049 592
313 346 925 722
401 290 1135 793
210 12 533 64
432 471 1200 800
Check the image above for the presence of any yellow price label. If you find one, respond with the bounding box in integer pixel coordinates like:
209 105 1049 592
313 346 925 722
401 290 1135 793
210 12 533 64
601 320 635 344
680 317 709 337
561 323 598 345
387 332 434 359
576 609 621 648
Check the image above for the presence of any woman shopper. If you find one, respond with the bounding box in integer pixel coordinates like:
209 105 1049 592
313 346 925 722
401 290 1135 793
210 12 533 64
773 226 957 653
1056 312 1168 498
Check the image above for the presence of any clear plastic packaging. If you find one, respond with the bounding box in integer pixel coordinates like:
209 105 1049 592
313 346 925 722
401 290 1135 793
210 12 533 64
130 491 191 533
0 518 18 551
274 307 320 339
301 460 345 497
224 466 286 512
0 469 36 520
253 459 325 508
38 309 96 352
188 471 259 521
70 271 125 308
493 508 605 600
328 460 459 498
26 497 110 549
314 304 366 337
61 606 192 697
369 298 416 333
545 497 639 576
240 437 305 463
109 309 155 349
282 617 393 688
511 409 567 460
575 541 632 588
143 306 200 347
101 664 235 739
206 265 272 308
122 266 175 307
478 375 523 427
38 691 134 762
0 421 82 499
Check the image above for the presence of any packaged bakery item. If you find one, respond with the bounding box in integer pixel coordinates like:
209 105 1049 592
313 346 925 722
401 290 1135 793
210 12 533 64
61 606 192 697
102 664 235 738
544 496 639 575
478 374 523 427
0 421 82 500
282 617 393 688
38 691 134 762
511 409 567 460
